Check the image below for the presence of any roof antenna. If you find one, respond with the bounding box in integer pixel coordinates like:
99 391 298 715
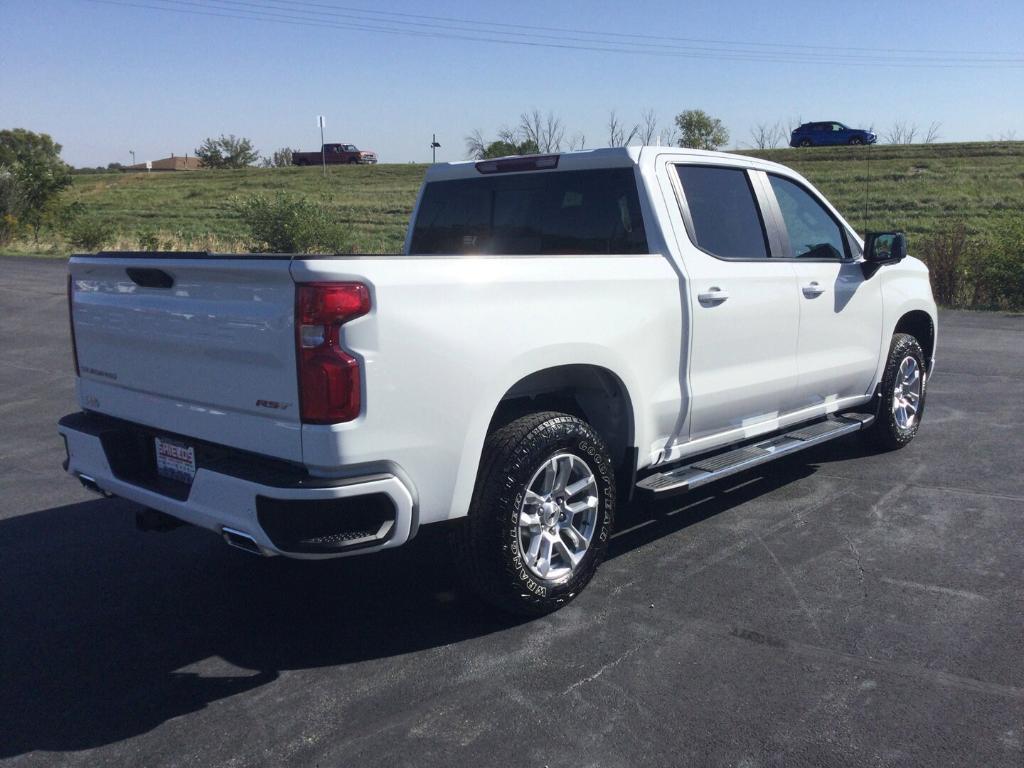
862 138 871 236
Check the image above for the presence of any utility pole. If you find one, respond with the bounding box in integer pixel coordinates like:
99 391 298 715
430 134 441 164
318 115 326 177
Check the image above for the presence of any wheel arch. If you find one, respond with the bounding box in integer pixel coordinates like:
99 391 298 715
447 362 640 518
894 309 936 369
489 364 636 462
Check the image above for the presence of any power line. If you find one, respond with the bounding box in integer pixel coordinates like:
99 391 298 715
253 0 1024 59
208 0 1024 64
83 0 1024 69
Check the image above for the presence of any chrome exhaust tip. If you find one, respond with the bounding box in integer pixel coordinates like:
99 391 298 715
221 527 263 555
77 473 112 498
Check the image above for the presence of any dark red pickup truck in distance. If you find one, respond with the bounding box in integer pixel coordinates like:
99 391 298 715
293 143 378 165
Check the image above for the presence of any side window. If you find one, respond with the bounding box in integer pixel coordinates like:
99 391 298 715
675 165 769 259
768 175 847 260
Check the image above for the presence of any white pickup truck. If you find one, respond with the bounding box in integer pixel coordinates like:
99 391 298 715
61 147 937 614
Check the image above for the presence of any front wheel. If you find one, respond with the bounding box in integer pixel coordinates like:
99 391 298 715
452 412 616 615
864 333 927 450
849 136 864 145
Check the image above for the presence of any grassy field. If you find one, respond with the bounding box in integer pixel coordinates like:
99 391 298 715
748 141 1024 247
4 141 1022 257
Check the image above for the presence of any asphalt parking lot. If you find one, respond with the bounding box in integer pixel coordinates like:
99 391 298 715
1 255 1022 767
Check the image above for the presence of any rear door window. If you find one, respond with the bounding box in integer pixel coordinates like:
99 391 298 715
675 165 769 260
409 168 648 255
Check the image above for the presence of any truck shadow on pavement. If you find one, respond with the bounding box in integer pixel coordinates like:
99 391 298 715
0 436 869 757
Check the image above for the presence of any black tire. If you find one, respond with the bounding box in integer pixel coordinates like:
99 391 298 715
452 412 616 615
849 136 864 145
864 333 927 451
800 138 813 147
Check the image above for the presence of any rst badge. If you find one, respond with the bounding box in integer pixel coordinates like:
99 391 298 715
256 400 291 411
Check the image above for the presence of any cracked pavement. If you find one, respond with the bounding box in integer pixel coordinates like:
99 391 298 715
1 256 1022 767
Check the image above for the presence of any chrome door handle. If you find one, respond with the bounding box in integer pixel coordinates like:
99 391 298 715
802 281 825 297
698 287 730 304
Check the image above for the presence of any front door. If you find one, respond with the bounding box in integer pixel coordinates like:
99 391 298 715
762 172 884 408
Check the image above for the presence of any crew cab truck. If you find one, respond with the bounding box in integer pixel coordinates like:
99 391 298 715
292 143 378 165
60 147 936 615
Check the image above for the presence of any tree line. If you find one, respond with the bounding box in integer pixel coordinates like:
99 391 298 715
465 109 730 159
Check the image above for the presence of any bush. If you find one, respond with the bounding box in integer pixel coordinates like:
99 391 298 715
65 217 116 251
137 229 161 251
966 219 1024 310
262 147 294 168
232 193 350 253
920 221 969 306
920 218 1024 311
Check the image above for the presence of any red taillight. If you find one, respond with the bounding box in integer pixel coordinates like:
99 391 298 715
67 273 80 376
295 283 370 424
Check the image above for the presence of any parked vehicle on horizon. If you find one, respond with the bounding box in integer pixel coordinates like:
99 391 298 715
790 121 877 147
61 147 936 615
292 143 378 165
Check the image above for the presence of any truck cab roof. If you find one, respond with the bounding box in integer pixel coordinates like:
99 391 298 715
425 146 794 183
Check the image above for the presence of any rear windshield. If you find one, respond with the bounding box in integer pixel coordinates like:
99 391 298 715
409 168 649 255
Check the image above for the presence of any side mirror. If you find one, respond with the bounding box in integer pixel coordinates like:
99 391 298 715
864 231 907 264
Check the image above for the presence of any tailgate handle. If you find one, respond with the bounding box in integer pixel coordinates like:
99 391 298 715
126 267 174 289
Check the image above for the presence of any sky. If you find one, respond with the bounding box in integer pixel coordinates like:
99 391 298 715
2 0 1023 167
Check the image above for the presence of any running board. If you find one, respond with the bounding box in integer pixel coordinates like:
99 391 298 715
636 414 874 497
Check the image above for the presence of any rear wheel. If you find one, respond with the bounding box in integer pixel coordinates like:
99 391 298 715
452 412 616 615
799 138 812 147
864 333 927 450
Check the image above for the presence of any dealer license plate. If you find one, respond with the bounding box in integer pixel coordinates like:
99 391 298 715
155 437 196 484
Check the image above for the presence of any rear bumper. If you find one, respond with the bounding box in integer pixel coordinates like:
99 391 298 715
58 411 416 559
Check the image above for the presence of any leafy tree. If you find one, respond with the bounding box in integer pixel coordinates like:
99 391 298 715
0 128 66 168
482 139 539 158
0 128 73 241
0 168 20 245
194 134 259 169
465 128 540 159
674 110 730 150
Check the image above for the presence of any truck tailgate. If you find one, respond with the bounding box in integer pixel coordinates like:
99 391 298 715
69 255 303 462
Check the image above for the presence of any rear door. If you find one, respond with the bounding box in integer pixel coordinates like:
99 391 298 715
760 173 884 407
661 161 801 446
70 255 304 462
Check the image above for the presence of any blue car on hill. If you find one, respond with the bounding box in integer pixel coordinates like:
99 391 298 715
790 121 877 147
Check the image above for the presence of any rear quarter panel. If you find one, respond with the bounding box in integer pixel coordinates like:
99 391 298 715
291 254 682 525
